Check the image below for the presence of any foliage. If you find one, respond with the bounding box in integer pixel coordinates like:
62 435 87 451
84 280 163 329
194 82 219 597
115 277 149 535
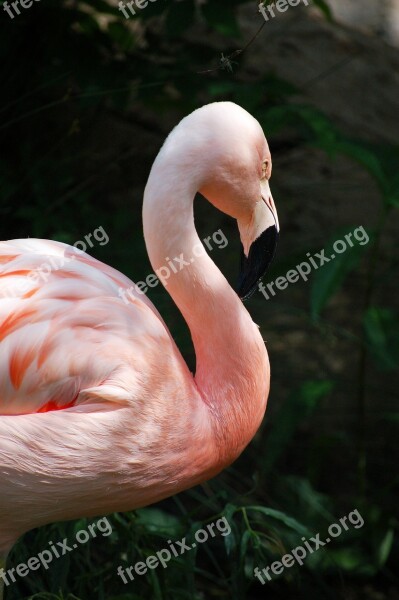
1 0 398 599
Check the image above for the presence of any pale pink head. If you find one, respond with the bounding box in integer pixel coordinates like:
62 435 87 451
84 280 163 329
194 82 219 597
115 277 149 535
155 101 280 299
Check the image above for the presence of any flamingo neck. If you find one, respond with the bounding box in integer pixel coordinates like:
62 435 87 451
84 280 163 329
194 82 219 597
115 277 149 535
143 145 270 462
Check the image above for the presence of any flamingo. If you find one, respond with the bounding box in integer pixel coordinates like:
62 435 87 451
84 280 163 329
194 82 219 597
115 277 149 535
0 102 279 596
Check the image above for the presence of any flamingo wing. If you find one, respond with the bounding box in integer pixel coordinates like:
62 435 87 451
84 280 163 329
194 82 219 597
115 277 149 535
0 239 183 415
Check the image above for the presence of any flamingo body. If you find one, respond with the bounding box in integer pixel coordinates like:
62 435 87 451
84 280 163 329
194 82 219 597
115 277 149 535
0 240 216 553
0 102 279 574
0 238 186 415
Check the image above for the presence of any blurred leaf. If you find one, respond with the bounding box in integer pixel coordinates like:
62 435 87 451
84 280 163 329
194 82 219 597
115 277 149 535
333 141 399 208
364 307 399 370
135 508 182 536
247 506 311 537
107 21 135 51
375 528 394 567
223 522 237 556
201 0 240 37
262 381 333 475
166 0 196 37
220 503 239 555
239 529 252 562
385 171 399 207
207 81 237 97
299 106 338 150
312 0 333 21
327 546 374 575
81 0 120 16
138 0 168 20
48 551 70 593
281 476 335 523
384 413 399 423
310 228 370 319
78 13 101 35
334 141 386 189
259 104 337 142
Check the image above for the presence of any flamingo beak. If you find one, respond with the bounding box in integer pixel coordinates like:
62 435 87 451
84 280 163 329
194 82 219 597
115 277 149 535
236 183 279 300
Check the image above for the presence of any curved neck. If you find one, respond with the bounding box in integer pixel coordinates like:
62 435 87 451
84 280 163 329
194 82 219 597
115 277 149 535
143 145 270 459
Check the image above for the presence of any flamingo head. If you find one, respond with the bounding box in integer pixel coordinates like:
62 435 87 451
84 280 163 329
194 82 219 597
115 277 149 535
192 102 280 300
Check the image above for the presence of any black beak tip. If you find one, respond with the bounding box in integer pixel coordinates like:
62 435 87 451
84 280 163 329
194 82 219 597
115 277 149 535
236 225 279 301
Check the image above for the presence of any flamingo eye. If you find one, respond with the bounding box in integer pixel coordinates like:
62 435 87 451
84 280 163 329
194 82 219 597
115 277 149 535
261 160 269 179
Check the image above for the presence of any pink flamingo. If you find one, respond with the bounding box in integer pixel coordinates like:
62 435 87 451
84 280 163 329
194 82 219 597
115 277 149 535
0 102 279 595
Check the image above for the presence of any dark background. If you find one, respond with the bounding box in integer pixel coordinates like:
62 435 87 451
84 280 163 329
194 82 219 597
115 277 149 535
1 0 398 598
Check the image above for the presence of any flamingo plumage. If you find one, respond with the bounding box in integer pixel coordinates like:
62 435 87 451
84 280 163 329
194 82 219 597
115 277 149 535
0 102 279 596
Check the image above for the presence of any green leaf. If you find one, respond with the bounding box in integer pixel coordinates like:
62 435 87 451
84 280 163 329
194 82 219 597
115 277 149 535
282 476 335 523
239 529 252 562
247 506 311 537
138 0 168 20
48 551 70 593
333 141 387 192
223 522 237 556
207 81 237 97
310 227 370 319
312 0 333 21
297 106 338 151
364 307 399 370
135 507 182 536
201 0 240 37
385 171 399 207
262 381 333 474
107 22 135 52
220 503 239 555
375 528 394 567
78 14 101 35
383 413 399 423
259 104 338 145
81 0 120 16
166 0 196 37
327 546 374 575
